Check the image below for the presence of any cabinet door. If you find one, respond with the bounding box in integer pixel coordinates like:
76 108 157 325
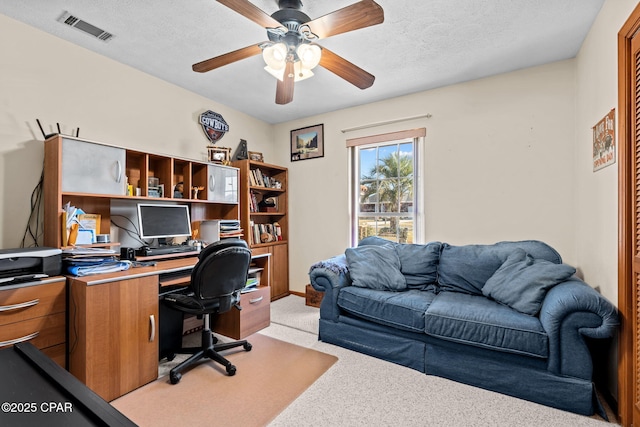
62 138 126 195
207 164 238 203
270 243 289 299
69 276 158 401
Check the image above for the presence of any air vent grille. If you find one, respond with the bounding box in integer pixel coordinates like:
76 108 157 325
57 11 114 42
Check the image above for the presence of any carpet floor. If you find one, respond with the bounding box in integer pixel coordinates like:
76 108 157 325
111 333 337 427
262 296 618 427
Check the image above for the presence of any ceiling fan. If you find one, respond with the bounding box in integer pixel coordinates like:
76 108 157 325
193 0 384 105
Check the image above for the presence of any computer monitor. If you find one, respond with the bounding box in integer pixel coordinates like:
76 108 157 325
137 203 192 242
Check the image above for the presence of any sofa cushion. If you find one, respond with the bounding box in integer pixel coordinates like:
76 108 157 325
437 241 563 295
482 249 576 315
425 292 549 358
345 245 407 291
338 287 437 333
359 237 441 291
395 242 441 291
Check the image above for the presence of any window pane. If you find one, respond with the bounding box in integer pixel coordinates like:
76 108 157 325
360 148 377 180
377 145 397 176
398 216 414 244
399 143 414 177
356 216 414 244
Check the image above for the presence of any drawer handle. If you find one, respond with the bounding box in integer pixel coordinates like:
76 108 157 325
149 314 156 342
0 331 39 347
249 296 263 304
0 298 39 312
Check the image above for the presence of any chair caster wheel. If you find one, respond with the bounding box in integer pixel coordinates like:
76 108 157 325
166 353 176 361
227 364 236 376
244 342 252 351
170 372 182 384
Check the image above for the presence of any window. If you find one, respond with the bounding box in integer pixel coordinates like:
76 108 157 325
348 129 425 245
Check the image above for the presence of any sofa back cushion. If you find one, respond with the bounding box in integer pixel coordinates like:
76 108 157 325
358 237 441 290
438 240 562 295
345 244 407 291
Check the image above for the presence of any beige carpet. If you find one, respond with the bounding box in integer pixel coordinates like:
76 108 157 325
111 333 337 427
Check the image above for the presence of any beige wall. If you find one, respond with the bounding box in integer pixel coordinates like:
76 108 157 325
0 14 273 248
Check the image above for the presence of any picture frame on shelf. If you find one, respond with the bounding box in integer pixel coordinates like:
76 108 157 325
248 151 264 162
291 123 324 162
208 146 232 164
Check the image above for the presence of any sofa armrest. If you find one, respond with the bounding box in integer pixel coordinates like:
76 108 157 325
539 278 618 379
309 254 351 321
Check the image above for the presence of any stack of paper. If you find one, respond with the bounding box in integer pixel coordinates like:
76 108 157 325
62 247 129 276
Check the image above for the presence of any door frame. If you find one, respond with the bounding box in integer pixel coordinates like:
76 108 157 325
617 3 640 426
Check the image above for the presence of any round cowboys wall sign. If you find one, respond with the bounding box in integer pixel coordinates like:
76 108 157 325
199 110 229 144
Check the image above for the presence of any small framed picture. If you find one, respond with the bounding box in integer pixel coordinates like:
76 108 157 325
291 124 324 161
248 151 264 162
208 146 232 164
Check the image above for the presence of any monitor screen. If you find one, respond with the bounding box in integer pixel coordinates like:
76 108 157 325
137 203 192 240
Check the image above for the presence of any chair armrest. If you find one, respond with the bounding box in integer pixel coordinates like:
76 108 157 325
538 278 618 379
309 255 351 321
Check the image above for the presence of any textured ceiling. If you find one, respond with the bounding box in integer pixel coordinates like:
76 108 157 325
0 1 604 124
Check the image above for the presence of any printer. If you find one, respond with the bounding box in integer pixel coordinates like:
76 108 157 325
0 247 62 285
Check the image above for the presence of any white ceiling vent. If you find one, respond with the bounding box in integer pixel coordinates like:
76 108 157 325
57 11 114 42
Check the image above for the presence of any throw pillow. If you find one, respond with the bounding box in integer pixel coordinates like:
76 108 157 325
345 245 407 291
395 242 441 290
482 249 576 315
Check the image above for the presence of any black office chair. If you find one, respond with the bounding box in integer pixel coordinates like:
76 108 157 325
162 239 253 384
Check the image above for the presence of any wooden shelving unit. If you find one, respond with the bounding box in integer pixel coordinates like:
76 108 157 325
233 159 289 300
43 135 239 248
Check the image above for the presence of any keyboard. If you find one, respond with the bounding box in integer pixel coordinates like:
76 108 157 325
139 245 196 256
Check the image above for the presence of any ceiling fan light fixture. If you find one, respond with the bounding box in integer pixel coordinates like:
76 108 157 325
262 42 288 70
264 61 314 82
296 44 321 70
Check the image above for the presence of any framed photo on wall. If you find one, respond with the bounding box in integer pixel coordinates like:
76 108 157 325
291 124 324 162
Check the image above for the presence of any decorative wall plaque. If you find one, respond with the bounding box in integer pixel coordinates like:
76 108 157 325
199 110 229 144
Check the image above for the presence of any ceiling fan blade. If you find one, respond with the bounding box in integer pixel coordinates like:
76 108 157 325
217 0 283 29
276 61 295 105
305 0 384 40
193 43 263 73
319 47 375 89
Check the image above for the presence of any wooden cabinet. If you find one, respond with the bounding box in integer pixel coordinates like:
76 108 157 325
0 278 66 367
61 138 126 195
43 135 239 248
68 275 158 402
233 160 289 300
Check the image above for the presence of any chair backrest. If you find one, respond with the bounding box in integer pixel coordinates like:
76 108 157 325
190 239 252 312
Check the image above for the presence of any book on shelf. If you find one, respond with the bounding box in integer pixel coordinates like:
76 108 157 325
250 168 281 189
249 191 259 213
250 221 282 245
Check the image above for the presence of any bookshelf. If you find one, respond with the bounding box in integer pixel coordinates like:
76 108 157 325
233 159 289 300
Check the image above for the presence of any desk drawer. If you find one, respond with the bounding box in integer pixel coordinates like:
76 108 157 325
0 312 66 349
0 282 66 326
214 286 270 339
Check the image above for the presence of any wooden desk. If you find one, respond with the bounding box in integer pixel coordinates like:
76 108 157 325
67 253 270 402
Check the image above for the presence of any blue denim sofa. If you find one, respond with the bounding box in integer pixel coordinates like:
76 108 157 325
309 237 618 418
